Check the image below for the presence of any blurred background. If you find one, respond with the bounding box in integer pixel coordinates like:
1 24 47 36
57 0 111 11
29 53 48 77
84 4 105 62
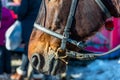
1 0 120 80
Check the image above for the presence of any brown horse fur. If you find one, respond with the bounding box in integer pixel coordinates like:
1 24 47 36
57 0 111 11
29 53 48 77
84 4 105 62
28 0 120 75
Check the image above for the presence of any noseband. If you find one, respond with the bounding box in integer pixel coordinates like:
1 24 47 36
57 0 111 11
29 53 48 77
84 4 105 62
31 0 120 75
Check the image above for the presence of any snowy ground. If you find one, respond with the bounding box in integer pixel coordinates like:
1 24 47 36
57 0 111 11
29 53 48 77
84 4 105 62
11 52 120 80
66 58 120 80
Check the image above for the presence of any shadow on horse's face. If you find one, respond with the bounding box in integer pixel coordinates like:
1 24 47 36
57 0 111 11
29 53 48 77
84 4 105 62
28 0 120 75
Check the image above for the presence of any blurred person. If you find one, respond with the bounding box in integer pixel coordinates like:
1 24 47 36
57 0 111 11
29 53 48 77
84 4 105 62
2 0 21 7
0 0 1 25
2 0 21 13
1 0 8 7
0 3 15 79
13 0 21 5
10 0 41 80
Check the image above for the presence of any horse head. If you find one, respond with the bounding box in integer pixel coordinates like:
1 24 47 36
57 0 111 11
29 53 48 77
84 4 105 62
28 0 120 76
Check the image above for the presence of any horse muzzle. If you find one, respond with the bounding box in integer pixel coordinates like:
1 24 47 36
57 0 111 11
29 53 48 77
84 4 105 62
30 50 66 75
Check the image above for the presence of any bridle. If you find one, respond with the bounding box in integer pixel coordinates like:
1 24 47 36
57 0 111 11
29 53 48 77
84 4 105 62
32 0 120 75
95 0 111 18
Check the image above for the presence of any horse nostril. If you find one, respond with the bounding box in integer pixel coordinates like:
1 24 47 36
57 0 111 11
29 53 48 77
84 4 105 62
31 55 39 67
31 53 45 71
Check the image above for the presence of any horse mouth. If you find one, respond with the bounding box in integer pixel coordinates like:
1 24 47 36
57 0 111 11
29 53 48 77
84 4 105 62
30 51 66 75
